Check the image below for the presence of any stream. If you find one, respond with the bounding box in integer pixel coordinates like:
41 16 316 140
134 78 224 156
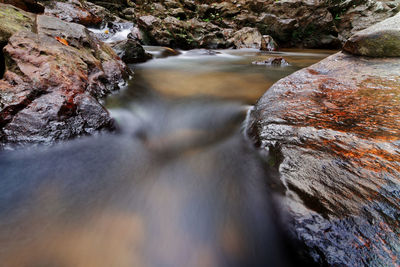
0 47 334 266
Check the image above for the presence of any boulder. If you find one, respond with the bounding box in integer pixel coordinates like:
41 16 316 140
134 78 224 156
0 13 130 148
343 13 400 57
110 39 152 64
247 52 400 265
229 27 262 49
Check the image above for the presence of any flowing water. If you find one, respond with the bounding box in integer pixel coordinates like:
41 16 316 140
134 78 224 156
0 47 334 266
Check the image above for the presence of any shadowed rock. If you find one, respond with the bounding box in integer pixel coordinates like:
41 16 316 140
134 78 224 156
111 39 153 64
247 51 400 265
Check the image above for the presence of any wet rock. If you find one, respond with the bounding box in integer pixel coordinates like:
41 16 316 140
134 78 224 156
247 52 400 266
41 0 103 26
343 13 400 57
110 39 152 64
229 27 262 49
0 0 44 13
0 14 130 147
36 15 129 96
260 35 278 52
252 57 289 67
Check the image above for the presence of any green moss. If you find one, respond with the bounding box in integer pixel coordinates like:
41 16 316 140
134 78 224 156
0 4 34 45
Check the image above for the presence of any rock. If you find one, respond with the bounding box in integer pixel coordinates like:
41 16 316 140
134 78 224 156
36 15 129 96
252 57 289 66
85 0 400 49
230 27 262 49
0 3 34 46
0 0 44 13
0 14 130 147
247 52 400 265
343 13 400 57
110 39 152 64
41 0 103 26
260 35 278 51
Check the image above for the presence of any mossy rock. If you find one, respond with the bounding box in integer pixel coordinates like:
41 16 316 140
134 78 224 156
0 3 34 46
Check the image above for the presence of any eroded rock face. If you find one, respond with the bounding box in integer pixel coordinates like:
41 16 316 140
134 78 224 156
343 13 400 57
247 52 400 266
0 9 130 148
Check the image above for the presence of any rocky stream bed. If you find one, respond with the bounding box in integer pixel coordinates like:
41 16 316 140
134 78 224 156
0 0 400 266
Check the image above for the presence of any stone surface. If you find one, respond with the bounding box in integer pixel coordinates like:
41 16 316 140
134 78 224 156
343 13 400 57
0 12 130 147
0 3 34 46
247 52 400 266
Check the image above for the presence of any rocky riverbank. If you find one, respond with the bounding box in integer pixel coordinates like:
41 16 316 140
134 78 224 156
0 2 133 148
88 0 399 49
247 13 400 266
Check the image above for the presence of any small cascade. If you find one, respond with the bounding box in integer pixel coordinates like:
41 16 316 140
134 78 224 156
88 22 135 43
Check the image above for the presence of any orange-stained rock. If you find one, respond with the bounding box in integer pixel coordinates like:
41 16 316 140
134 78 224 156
247 52 400 266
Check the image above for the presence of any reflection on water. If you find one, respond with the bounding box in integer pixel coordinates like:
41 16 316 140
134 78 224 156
0 48 333 266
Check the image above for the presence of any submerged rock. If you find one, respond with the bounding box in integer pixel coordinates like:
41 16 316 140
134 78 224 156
343 13 400 57
0 7 130 147
252 57 289 67
247 51 400 266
